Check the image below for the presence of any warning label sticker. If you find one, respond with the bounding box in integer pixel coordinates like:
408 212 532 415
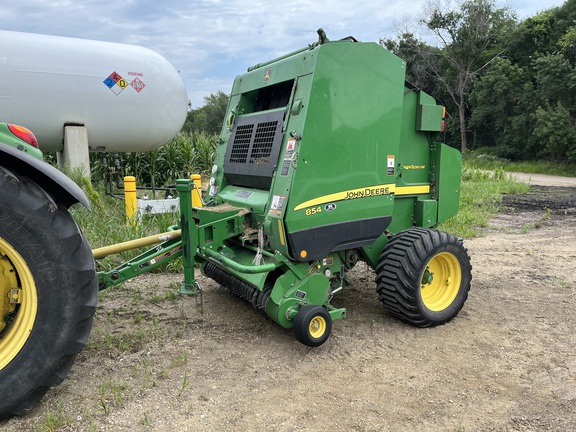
280 159 291 176
104 71 145 95
387 155 395 176
130 77 146 93
269 195 286 216
285 138 296 157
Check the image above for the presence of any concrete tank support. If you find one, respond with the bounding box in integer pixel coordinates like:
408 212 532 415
57 126 90 177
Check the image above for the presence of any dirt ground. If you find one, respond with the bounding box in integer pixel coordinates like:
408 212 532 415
2 174 576 432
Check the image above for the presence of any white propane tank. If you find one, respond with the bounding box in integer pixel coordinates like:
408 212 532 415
0 30 189 152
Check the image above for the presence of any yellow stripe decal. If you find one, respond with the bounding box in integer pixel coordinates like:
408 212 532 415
293 183 430 211
277 219 286 246
396 185 430 195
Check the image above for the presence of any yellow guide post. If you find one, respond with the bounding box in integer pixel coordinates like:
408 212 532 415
124 176 137 225
191 174 202 208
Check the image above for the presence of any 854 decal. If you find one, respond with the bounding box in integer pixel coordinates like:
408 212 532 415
305 203 336 216
305 206 322 216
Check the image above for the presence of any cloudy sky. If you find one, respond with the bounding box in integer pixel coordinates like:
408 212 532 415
1 0 567 107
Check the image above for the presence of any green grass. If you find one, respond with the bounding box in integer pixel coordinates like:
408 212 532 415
69 182 181 271
464 148 576 177
34 402 73 432
439 164 529 238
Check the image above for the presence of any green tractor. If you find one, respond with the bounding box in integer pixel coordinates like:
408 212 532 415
0 123 97 417
0 29 471 418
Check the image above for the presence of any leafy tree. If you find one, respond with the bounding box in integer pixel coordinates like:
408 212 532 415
470 51 576 162
532 54 576 111
183 91 229 135
507 0 576 66
469 57 528 154
507 11 558 66
420 0 516 153
532 102 576 162
481 5 576 162
398 0 576 164
381 32 441 94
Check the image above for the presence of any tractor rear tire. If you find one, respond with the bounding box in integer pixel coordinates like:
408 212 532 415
375 228 471 327
0 167 98 418
293 305 332 347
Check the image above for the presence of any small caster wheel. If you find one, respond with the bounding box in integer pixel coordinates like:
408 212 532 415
293 305 332 347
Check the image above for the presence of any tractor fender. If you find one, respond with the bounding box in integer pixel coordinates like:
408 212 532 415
0 142 89 209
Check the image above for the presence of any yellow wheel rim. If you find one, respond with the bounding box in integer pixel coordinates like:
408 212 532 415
309 316 327 339
0 237 38 370
420 252 461 312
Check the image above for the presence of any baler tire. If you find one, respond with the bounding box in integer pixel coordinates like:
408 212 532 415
293 305 332 347
375 228 471 327
0 168 98 418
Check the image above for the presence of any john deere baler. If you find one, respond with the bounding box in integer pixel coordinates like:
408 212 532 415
175 29 471 346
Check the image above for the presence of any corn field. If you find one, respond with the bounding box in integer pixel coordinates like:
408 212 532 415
90 132 218 187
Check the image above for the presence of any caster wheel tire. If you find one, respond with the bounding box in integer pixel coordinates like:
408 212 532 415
293 305 332 347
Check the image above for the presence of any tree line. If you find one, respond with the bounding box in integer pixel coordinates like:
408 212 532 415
185 0 576 164
385 0 576 163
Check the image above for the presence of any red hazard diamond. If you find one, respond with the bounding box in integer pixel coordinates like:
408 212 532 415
130 78 146 93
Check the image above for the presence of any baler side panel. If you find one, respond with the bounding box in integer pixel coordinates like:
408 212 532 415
284 42 406 261
435 143 462 223
386 89 445 234
264 73 315 258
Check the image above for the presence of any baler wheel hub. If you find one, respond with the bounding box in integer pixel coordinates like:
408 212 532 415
309 316 327 339
420 252 461 312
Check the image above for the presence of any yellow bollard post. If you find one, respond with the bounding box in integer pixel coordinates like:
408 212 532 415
124 176 138 226
190 174 203 208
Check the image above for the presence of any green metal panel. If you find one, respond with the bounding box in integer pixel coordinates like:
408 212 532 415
417 104 444 132
281 41 406 259
387 198 416 233
396 90 430 187
415 199 438 227
435 143 462 223
266 272 331 329
217 186 269 215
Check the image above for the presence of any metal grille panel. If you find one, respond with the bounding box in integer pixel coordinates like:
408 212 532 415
224 110 285 190
250 121 277 161
229 124 253 163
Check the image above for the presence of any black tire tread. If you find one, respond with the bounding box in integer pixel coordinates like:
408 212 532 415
375 228 472 328
293 305 332 347
0 167 97 418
